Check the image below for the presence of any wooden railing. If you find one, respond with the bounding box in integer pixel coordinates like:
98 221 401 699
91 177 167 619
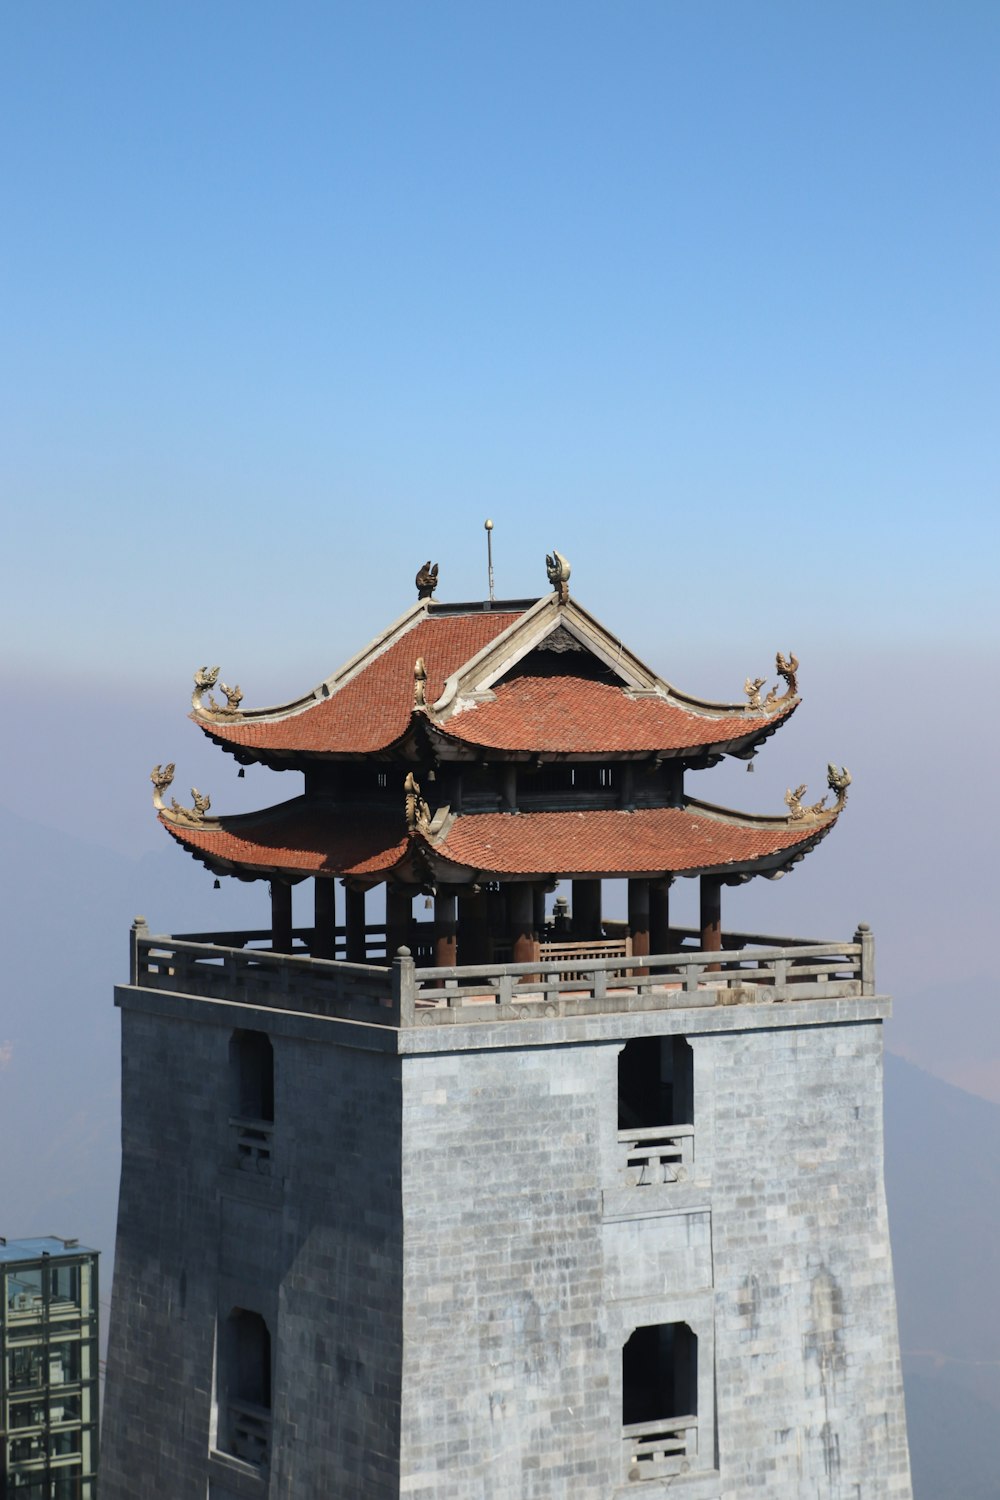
624 1414 698 1480
129 920 875 1027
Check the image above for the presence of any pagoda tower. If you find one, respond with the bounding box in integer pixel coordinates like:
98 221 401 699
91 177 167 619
101 553 912 1499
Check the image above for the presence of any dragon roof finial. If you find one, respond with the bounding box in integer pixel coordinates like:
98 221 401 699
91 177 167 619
404 771 431 835
784 763 852 822
151 762 214 826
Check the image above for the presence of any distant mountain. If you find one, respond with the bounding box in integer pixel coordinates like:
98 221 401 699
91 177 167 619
885 1052 1000 1498
0 804 267 1270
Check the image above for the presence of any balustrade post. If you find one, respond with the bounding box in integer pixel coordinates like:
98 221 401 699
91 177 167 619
854 921 875 995
392 946 416 1025
130 915 149 985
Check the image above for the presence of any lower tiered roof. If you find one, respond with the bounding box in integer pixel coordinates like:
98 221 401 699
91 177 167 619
159 794 840 885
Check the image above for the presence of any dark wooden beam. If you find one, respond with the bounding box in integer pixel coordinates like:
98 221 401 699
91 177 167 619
700 874 722 969
313 878 337 960
649 879 671 956
509 883 537 971
572 879 602 940
458 888 490 966
386 885 414 958
434 888 458 969
345 885 366 964
628 878 650 974
270 881 293 955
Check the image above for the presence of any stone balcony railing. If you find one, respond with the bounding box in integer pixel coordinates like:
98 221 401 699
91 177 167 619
225 1400 270 1468
128 919 875 1028
619 1125 695 1187
230 1117 274 1174
624 1414 698 1481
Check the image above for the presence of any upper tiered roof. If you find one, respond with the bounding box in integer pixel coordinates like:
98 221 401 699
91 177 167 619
152 551 850 891
190 589 799 764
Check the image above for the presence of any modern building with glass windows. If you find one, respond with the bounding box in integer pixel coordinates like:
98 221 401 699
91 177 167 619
1 1237 99 1499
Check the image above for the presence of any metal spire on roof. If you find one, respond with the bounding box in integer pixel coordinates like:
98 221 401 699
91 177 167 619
484 519 495 603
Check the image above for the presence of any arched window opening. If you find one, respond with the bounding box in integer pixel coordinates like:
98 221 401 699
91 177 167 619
219 1308 271 1468
618 1037 693 1186
229 1030 274 1174
230 1030 274 1122
623 1322 698 1481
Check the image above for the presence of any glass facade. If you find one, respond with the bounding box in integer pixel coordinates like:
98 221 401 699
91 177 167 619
0 1243 99 1500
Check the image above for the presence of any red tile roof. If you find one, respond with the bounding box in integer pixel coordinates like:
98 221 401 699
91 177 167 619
199 611 525 756
434 805 828 876
161 804 408 877
438 673 795 754
162 799 832 882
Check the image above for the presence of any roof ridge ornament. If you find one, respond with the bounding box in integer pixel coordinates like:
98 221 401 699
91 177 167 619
545 550 571 605
413 657 428 708
416 561 439 600
191 666 220 713
151 763 215 826
744 675 767 710
767 650 799 704
745 650 799 712
784 763 852 822
404 771 432 835
191 667 244 718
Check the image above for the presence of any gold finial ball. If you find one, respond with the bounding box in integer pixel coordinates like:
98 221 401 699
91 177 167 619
484 518 494 530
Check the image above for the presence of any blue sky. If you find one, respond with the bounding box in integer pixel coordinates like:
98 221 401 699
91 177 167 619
2 3 999 1091
3 2 997 677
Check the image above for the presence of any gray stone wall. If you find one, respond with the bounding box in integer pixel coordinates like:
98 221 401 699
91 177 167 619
398 1043 618 1499
394 1011 910 1499
102 992 404 1500
102 985 910 1499
708 1021 912 1497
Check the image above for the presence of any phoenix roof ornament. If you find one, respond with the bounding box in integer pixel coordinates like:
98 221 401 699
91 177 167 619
416 561 439 600
545 550 571 604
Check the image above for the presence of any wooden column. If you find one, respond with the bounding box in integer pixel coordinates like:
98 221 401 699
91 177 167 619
700 875 722 971
313 878 336 959
270 881 293 954
628 878 650 973
572 879 602 940
458 887 490 966
345 885 366 963
434 888 458 969
649 879 672 957
386 885 413 958
533 887 547 944
509 883 537 973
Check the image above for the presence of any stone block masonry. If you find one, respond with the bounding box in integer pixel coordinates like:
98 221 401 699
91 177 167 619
101 981 911 1499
